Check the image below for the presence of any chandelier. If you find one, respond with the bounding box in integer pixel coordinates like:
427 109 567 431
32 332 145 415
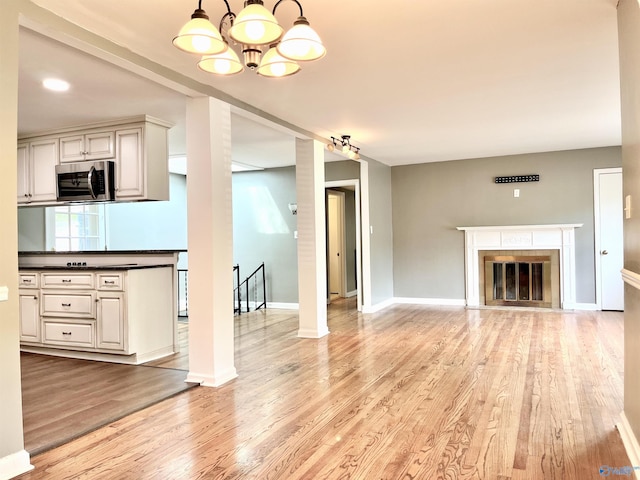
327 135 360 160
173 0 326 78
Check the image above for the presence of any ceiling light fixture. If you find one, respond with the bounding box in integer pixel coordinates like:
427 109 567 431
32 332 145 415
327 135 361 160
174 0 325 78
42 78 70 92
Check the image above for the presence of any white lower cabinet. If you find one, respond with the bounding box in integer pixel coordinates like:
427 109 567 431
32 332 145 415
43 321 95 348
97 292 125 351
19 291 40 343
19 267 174 364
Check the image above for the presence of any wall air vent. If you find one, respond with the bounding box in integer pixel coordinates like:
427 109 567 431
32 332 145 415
494 174 539 184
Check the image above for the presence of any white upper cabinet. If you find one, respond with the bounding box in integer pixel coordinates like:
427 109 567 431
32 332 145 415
17 115 172 206
17 138 59 205
59 131 115 162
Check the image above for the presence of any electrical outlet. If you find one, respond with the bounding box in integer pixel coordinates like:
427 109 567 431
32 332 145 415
514 189 520 198
0 286 8 302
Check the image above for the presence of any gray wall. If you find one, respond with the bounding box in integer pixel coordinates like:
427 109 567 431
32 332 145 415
232 167 299 303
367 158 395 305
392 147 621 302
619 0 640 447
325 160 361 181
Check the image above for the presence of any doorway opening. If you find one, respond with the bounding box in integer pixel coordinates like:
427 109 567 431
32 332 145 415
327 190 345 301
325 181 362 311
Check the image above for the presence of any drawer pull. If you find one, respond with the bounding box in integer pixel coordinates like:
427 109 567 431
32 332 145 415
62 279 72 283
61 303 71 307
22 279 32 283
62 331 72 336
104 280 115 285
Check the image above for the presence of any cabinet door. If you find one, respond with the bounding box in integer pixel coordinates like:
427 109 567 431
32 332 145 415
17 143 29 204
97 292 125 351
59 135 85 162
19 291 40 343
30 138 59 203
115 128 144 199
85 131 115 160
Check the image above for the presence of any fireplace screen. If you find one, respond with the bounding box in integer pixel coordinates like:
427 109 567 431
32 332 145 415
485 255 552 307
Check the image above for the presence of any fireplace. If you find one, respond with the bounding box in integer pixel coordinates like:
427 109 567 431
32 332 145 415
457 224 582 309
483 253 558 308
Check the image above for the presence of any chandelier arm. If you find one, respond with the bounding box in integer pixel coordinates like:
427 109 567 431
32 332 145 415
220 0 233 15
272 0 304 17
218 11 236 32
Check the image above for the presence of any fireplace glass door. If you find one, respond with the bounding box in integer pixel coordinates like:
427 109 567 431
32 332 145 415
485 255 552 307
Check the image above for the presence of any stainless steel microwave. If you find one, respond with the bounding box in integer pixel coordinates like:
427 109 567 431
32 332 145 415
55 160 116 202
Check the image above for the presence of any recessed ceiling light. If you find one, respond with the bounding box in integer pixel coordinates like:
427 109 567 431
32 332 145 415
42 78 70 92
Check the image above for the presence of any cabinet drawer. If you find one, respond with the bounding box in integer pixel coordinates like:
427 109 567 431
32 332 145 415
42 273 94 289
41 292 96 317
19 273 39 288
97 273 123 290
43 321 94 348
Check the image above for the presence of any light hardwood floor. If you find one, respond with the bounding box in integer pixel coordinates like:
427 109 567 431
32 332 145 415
18 302 629 479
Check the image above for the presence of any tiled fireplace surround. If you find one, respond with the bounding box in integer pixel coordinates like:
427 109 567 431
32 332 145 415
457 224 582 309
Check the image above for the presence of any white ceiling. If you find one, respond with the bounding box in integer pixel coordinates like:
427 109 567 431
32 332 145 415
18 0 622 168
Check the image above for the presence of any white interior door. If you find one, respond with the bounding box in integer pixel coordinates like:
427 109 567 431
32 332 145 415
327 191 345 299
595 169 624 311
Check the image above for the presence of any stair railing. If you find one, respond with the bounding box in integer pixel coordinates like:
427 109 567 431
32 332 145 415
238 262 266 313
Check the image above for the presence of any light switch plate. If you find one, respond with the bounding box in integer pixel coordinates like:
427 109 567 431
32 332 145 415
0 286 8 302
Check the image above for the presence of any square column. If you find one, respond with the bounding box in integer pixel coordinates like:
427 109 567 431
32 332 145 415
186 97 237 386
296 139 329 338
0 1 34 478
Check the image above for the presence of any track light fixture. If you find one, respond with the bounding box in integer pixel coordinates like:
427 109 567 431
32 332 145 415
327 135 361 160
173 0 325 78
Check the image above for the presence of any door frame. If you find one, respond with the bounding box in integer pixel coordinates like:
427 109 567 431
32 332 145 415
594 167 623 310
325 180 362 311
326 189 346 300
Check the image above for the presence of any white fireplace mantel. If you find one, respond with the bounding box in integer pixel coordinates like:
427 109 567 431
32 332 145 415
457 224 583 309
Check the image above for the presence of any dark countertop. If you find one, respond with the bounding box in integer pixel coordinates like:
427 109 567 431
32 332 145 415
19 264 173 271
19 250 186 255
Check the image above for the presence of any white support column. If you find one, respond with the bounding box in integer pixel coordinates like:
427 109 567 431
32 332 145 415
359 160 372 310
296 138 329 338
0 2 34 478
185 97 237 387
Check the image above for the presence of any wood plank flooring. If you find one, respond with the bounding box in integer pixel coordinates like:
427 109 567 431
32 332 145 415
21 353 195 455
18 302 629 479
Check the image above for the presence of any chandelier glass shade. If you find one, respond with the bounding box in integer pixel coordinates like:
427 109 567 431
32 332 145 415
257 44 300 77
198 43 244 75
277 17 325 61
173 0 325 78
228 1 283 45
172 9 227 55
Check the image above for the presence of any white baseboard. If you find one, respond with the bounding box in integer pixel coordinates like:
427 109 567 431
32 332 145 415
617 412 640 479
394 297 466 307
345 290 358 298
186 368 238 387
573 303 599 311
362 298 395 313
297 327 330 338
0 450 33 480
266 302 299 310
